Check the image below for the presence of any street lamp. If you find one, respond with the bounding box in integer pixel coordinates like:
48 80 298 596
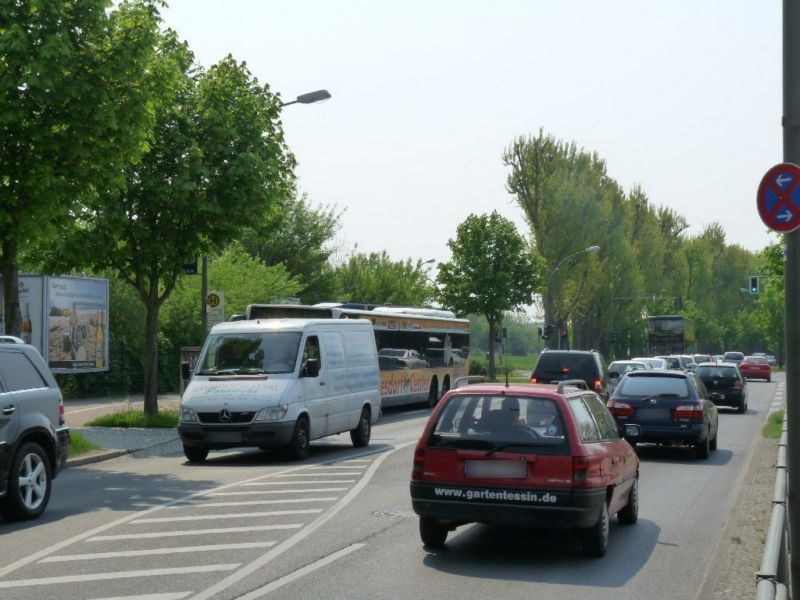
545 245 601 350
201 88 333 341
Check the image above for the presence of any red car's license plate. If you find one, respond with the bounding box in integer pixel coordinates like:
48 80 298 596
464 460 527 479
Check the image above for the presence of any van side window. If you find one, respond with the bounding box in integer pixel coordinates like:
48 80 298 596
302 336 321 377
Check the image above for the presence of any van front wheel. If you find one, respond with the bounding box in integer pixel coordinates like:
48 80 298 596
350 407 371 447
183 445 208 463
287 417 310 460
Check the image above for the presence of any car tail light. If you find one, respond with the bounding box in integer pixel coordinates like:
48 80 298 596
58 395 65 427
734 380 743 389
411 447 425 480
573 455 603 488
607 400 635 417
530 376 538 383
594 379 603 394
673 404 704 420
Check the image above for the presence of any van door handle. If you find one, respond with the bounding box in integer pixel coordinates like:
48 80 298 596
2 405 16 415
319 381 326 386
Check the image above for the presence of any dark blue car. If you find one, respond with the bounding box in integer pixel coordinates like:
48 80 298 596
607 370 719 459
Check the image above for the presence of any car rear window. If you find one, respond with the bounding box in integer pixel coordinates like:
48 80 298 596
617 375 689 397
533 353 599 382
723 352 744 361
697 366 740 380
742 356 767 364
428 393 569 454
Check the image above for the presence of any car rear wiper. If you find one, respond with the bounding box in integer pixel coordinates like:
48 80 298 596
484 442 543 456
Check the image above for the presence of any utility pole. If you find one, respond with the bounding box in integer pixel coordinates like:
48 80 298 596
783 0 800 592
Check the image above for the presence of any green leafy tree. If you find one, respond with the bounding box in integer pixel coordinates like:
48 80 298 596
333 251 434 306
437 211 545 380
0 0 163 334
49 40 295 413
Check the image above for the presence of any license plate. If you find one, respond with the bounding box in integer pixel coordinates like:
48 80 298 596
637 408 671 421
208 431 242 443
465 460 527 479
712 393 725 400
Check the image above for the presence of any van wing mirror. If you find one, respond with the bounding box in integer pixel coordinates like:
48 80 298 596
302 358 320 378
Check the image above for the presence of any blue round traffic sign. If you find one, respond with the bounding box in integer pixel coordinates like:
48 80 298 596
757 162 800 233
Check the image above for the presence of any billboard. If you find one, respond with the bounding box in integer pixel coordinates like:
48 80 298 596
0 275 109 373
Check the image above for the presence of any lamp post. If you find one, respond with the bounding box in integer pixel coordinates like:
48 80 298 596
201 89 332 341
545 245 601 350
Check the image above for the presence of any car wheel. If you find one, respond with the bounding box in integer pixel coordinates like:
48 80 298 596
350 407 371 447
287 416 310 460
696 432 711 460
710 430 718 451
767 376 772 383
0 442 52 521
183 445 209 463
427 380 438 408
617 476 638 525
419 516 448 548
582 502 609 557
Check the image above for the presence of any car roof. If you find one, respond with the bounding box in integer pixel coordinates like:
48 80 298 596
626 370 690 379
450 382 587 399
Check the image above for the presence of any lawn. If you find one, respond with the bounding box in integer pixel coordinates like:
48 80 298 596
86 408 180 428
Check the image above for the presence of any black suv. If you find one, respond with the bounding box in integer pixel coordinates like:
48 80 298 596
0 336 70 520
530 350 609 399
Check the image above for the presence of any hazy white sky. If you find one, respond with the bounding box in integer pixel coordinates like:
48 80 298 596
161 0 782 268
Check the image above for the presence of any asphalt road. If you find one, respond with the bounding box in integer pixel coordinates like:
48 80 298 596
0 380 779 600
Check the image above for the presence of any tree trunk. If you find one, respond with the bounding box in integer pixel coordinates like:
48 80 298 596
142 298 160 415
487 318 497 381
1 240 21 336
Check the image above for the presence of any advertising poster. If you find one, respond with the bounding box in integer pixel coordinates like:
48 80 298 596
0 275 45 355
45 276 109 373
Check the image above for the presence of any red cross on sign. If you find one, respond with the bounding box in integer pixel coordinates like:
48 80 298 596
757 162 800 233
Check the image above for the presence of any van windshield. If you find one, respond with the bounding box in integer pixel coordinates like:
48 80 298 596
428 394 569 454
196 332 302 375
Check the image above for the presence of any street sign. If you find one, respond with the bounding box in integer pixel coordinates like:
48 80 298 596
206 291 224 332
757 162 800 232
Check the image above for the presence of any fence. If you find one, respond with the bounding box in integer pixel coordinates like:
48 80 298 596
756 414 790 599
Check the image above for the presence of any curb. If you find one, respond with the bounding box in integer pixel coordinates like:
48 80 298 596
66 434 180 468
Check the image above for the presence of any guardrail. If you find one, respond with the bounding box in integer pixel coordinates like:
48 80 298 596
756 415 790 600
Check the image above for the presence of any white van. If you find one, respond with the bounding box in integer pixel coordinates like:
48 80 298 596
178 318 381 462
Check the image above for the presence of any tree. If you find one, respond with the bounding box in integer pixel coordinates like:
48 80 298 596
49 41 295 413
437 211 545 380
333 251 435 306
0 0 163 335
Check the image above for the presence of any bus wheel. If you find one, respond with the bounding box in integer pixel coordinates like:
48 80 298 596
441 377 450 398
427 379 439 408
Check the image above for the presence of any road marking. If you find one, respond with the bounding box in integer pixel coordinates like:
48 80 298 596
87 594 192 600
242 480 356 486
132 510 323 524
303 466 365 470
275 472 363 477
208 488 347 496
168 497 338 509
190 441 416 600
337 459 371 463
41 542 276 563
236 543 366 599
89 524 302 541
0 564 240 589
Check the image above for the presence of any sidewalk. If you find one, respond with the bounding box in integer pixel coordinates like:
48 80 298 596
64 394 181 467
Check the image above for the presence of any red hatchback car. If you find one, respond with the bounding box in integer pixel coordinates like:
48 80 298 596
739 356 772 382
410 381 640 557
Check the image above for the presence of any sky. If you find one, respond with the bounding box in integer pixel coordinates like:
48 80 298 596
161 0 783 270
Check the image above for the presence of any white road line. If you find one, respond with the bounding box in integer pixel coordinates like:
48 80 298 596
236 543 366 599
336 459 371 463
208 488 346 496
190 441 415 600
242 480 356 486
168 497 338 509
275 472 363 477
132 510 322 524
41 542 276 563
88 594 192 600
0 564 240 589
303 466 365 470
89 524 302 541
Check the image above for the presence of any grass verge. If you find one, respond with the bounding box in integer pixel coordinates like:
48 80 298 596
86 408 179 428
763 410 784 439
68 431 102 458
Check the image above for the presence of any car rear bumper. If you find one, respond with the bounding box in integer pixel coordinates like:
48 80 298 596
409 482 605 528
623 422 707 445
708 391 745 407
178 422 295 449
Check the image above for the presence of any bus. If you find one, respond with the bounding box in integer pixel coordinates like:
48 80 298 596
646 315 696 355
241 303 470 408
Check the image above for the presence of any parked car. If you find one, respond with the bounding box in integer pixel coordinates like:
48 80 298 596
530 350 609 399
607 369 719 458
378 348 428 370
607 360 651 396
722 351 745 366
410 380 640 556
0 336 70 520
739 356 772 382
695 362 748 412
632 357 668 370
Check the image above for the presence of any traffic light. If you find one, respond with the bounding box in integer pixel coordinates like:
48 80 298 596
750 276 759 294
